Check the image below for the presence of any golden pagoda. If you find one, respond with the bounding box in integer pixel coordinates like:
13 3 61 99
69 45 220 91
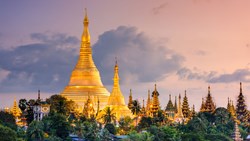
100 61 132 120
11 98 22 119
204 86 216 113
60 10 110 110
151 84 160 117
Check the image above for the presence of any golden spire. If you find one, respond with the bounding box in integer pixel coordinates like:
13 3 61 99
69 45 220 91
208 85 211 95
113 58 120 90
107 60 124 105
82 8 90 43
75 8 95 69
169 94 171 101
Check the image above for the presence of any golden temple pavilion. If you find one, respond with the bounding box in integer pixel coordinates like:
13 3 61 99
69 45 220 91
60 11 110 110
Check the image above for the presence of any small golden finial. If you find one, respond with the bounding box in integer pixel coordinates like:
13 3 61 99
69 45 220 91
208 85 211 94
169 94 171 100
185 90 187 96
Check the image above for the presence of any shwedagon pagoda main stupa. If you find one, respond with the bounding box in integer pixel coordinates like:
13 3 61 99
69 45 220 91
60 11 110 110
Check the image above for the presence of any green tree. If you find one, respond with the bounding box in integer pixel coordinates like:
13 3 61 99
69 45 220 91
100 107 116 124
118 116 132 134
127 131 153 141
153 110 165 126
181 133 206 141
0 124 17 141
138 116 153 130
0 111 17 130
47 135 63 141
48 113 71 140
47 95 76 116
18 99 27 112
205 133 232 141
131 100 141 116
105 123 116 134
186 117 207 133
213 107 230 125
25 99 35 125
82 121 100 141
148 125 181 141
26 120 44 141
100 128 112 141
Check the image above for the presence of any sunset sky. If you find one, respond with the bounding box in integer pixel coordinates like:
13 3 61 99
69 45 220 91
1 0 250 110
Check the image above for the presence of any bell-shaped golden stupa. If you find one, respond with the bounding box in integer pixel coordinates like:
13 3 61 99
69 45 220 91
60 10 110 110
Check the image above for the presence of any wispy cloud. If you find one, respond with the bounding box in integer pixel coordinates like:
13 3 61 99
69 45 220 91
152 2 168 15
208 68 250 83
177 67 250 83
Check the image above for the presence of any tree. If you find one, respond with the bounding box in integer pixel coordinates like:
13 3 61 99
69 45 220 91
138 116 153 130
127 131 153 141
100 128 113 141
105 123 116 135
153 110 165 126
131 100 141 116
0 124 17 141
82 121 100 140
18 99 27 112
100 107 116 124
186 117 207 133
47 95 76 116
205 133 232 141
26 120 44 141
0 111 17 130
181 133 206 141
47 113 71 140
214 107 231 125
148 125 181 141
118 116 132 134
25 105 34 125
25 99 36 125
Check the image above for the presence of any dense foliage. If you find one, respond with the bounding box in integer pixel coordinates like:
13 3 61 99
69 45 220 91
6 96 250 141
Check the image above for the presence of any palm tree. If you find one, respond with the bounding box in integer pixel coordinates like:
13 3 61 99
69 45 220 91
101 107 116 124
131 100 141 126
26 120 44 141
131 100 141 116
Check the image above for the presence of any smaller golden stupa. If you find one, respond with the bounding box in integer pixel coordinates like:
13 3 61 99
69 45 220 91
11 98 22 119
99 60 133 121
